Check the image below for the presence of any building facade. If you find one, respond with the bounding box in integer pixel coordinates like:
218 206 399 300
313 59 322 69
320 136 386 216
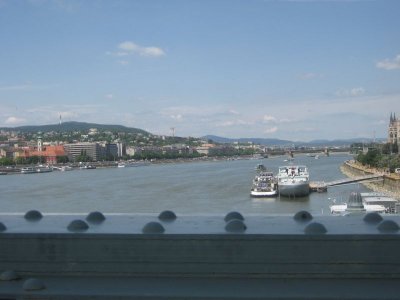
64 142 102 161
388 113 400 145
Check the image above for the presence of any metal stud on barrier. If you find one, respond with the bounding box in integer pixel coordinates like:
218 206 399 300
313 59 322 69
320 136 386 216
224 211 244 222
23 278 46 291
0 222 6 232
0 270 19 281
158 210 177 222
363 212 383 224
377 220 400 233
142 221 165 234
67 220 89 232
24 210 43 221
304 222 327 235
225 219 247 233
86 211 106 224
294 211 313 222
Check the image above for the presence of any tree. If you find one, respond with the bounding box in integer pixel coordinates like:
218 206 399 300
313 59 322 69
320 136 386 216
357 148 381 167
56 156 69 163
15 157 27 165
75 150 92 162
0 157 14 166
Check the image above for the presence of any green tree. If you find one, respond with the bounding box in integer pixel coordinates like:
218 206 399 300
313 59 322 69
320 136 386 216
357 149 381 167
15 157 27 165
56 156 69 163
76 150 92 162
0 157 14 166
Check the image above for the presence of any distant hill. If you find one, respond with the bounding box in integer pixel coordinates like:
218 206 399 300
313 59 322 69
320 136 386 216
203 135 293 146
0 121 150 135
204 135 386 147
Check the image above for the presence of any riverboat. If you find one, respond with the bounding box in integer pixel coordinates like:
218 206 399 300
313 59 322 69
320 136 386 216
330 192 387 215
60 166 73 171
20 167 36 174
117 161 150 168
35 165 53 173
277 165 310 197
80 165 96 170
250 171 278 197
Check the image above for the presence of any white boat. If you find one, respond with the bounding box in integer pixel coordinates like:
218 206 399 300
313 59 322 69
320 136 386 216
277 165 310 197
250 171 278 197
60 166 73 171
330 192 386 215
118 161 150 168
21 167 36 174
35 165 53 173
80 164 96 170
330 203 385 215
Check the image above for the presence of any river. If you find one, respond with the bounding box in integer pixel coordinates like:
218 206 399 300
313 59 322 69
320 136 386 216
0 153 371 215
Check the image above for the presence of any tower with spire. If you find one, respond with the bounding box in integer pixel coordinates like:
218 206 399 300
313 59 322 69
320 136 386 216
388 112 400 145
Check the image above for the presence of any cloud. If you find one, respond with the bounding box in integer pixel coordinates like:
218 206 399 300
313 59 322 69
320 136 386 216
335 87 365 97
0 82 56 91
376 54 400 70
105 94 114 100
298 72 323 80
5 116 26 125
263 115 277 123
109 41 166 58
170 114 183 121
264 126 278 134
215 119 253 127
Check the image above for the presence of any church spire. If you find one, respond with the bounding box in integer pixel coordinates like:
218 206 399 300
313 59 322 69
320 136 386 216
390 113 393 123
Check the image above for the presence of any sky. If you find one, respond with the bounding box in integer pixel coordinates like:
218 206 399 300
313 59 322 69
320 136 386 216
0 0 399 141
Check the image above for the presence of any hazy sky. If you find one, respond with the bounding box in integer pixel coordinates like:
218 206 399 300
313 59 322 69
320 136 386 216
0 0 399 141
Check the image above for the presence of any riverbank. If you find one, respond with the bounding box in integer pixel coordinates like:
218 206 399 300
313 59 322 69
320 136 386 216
340 160 400 200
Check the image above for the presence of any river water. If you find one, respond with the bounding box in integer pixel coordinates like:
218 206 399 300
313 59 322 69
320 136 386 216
0 153 371 215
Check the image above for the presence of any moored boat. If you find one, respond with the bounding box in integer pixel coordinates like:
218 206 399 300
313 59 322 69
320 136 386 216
21 167 36 174
277 165 310 197
250 171 278 197
80 164 96 170
330 192 386 215
117 161 150 168
60 166 73 171
36 165 53 173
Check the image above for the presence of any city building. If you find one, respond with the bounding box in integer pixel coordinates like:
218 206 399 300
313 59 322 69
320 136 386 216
64 142 102 161
388 112 400 145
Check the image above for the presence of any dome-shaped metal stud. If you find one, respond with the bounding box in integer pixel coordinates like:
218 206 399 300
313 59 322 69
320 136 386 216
67 220 89 232
23 278 46 291
377 220 400 233
86 211 106 224
142 221 165 234
24 210 43 221
294 211 313 222
363 212 383 224
0 270 19 281
158 210 177 222
224 211 244 222
304 222 327 235
0 222 6 232
225 219 247 233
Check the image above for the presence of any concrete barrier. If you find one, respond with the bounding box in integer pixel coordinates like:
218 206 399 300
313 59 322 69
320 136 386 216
1 212 400 299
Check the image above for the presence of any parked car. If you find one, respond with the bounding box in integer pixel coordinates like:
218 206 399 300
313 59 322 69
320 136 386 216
395 168 400 174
